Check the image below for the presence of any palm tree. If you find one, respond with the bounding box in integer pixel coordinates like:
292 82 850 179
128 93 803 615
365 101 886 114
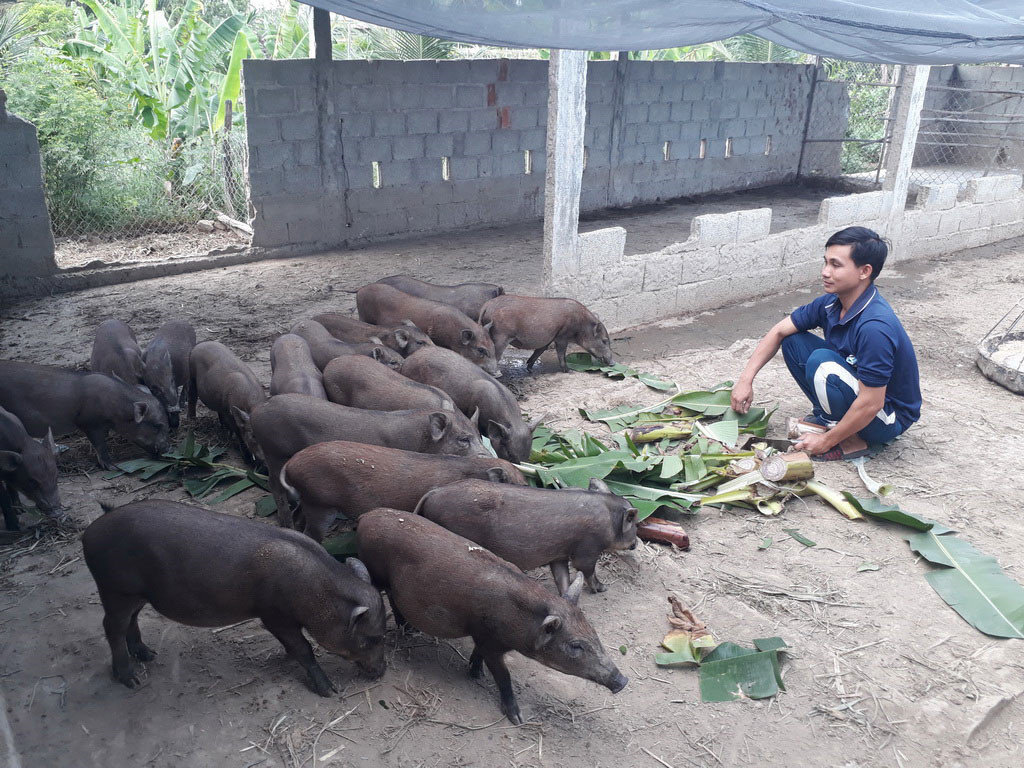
0 5 39 72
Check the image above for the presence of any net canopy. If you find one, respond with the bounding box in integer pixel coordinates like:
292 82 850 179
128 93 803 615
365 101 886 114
302 1 1024 65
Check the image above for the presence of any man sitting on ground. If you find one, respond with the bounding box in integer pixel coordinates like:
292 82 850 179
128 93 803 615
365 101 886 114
731 226 921 460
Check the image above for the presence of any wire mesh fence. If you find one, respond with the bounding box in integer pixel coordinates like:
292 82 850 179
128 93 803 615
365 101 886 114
816 59 900 179
913 66 1024 187
45 108 251 248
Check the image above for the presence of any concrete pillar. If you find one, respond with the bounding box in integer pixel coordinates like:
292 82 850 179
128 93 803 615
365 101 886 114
312 8 332 63
542 49 588 291
882 64 930 258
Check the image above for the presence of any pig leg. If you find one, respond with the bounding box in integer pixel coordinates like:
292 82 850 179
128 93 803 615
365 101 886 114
555 340 570 372
526 345 549 371
260 617 336 696
385 592 410 631
268 470 295 528
1 483 20 531
573 550 607 592
126 606 157 662
85 426 116 470
549 560 571 595
474 641 522 725
187 374 198 420
99 592 148 688
301 505 337 544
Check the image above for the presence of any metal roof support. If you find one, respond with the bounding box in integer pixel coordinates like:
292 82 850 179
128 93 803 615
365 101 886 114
543 49 588 293
883 64 931 259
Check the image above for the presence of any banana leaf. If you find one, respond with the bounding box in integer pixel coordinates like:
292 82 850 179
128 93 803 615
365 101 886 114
322 531 359 560
564 353 676 391
842 494 953 534
699 648 785 702
254 494 277 517
906 531 1024 639
206 476 257 503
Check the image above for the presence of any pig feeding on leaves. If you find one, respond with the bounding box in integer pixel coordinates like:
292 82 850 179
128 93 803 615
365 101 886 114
356 283 499 376
82 500 386 695
322 356 455 412
0 405 61 530
375 275 504 320
90 319 146 386
479 295 614 371
0 361 170 470
251 394 487 525
415 478 638 594
358 509 628 724
312 313 433 358
142 319 196 428
270 334 327 399
279 440 525 542
289 319 403 372
400 346 538 463
187 341 265 465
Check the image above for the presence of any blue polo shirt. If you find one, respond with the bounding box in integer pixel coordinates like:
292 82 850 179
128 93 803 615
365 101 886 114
790 286 921 428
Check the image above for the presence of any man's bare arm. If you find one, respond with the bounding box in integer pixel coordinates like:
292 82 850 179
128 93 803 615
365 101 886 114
793 384 886 455
731 317 799 413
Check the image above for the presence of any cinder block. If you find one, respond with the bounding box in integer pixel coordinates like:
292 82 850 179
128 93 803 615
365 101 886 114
333 60 372 85
354 87 389 111
371 60 408 85
937 211 961 235
456 85 486 108
406 110 439 134
735 208 772 242
281 113 318 141
463 132 492 156
283 165 321 192
246 115 281 145
510 107 539 130
958 205 983 231
691 212 738 246
380 160 413 186
449 157 478 180
640 251 683 290
425 133 455 158
241 59 276 87
491 131 519 155
293 140 320 167
624 104 649 124
389 84 424 110
418 84 454 108
358 137 392 164
274 61 315 88
438 110 470 134
818 191 888 228
373 113 406 137
255 142 294 169
575 227 626 272
255 88 296 115
339 112 371 137
392 136 425 161
468 108 497 131
648 103 671 123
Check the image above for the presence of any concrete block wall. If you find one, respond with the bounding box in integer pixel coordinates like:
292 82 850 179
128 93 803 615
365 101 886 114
0 105 57 289
556 179 1024 332
244 59 847 253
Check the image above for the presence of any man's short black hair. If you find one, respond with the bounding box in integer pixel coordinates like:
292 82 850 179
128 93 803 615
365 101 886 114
825 226 888 281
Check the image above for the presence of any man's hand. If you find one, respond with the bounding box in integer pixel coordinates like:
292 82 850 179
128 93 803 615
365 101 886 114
731 380 754 414
793 430 834 456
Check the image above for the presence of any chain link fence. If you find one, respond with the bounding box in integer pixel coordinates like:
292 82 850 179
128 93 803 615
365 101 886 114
47 104 251 266
913 65 1024 187
814 59 900 180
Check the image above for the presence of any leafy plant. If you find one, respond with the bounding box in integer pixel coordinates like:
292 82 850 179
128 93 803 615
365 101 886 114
564 352 676 391
0 5 40 71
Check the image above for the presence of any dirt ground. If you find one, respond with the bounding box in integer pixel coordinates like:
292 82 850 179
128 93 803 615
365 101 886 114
1 223 1023 768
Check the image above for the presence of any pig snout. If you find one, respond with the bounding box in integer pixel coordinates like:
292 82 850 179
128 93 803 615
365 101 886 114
483 360 501 377
357 651 387 680
606 669 629 693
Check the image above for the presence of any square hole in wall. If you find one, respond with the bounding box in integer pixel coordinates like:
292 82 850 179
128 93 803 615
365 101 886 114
699 139 707 160
583 147 589 170
725 137 733 158
524 149 533 175
765 136 772 155
441 156 451 181
663 141 672 161
371 161 382 189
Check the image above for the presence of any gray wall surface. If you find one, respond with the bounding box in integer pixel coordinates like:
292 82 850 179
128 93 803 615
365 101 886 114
0 104 57 288
918 65 1024 168
243 59 849 253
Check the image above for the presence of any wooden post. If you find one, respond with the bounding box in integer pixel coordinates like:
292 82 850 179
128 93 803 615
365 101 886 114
542 49 588 292
221 99 237 219
312 8 332 63
882 65 931 259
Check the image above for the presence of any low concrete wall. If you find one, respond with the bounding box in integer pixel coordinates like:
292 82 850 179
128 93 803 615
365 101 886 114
0 102 57 295
557 175 1024 332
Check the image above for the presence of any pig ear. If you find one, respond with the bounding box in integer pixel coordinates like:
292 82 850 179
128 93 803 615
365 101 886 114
230 405 250 426
349 605 369 630
623 507 638 533
0 451 22 473
486 466 510 484
133 401 150 423
496 287 505 296
483 321 493 332
368 335 384 345
526 414 544 433
371 347 384 361
535 615 562 649
460 329 474 345
402 319 417 328
44 428 59 457
428 411 450 441
393 328 410 349
487 420 510 443
469 406 480 427
347 557 372 584
565 573 584 605
588 477 611 494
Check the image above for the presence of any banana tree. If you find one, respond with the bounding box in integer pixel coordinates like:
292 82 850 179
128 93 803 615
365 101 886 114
62 0 251 139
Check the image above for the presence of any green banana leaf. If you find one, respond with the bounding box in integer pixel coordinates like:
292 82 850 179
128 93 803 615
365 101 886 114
323 531 359 560
906 531 1024 639
564 352 676 391
842 494 954 534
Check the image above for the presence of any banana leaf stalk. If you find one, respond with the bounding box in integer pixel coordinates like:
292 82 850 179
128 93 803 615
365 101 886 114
805 479 864 520
629 422 694 444
850 456 894 497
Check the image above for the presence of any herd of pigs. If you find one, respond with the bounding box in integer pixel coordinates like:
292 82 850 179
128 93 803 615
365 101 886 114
0 275 637 724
